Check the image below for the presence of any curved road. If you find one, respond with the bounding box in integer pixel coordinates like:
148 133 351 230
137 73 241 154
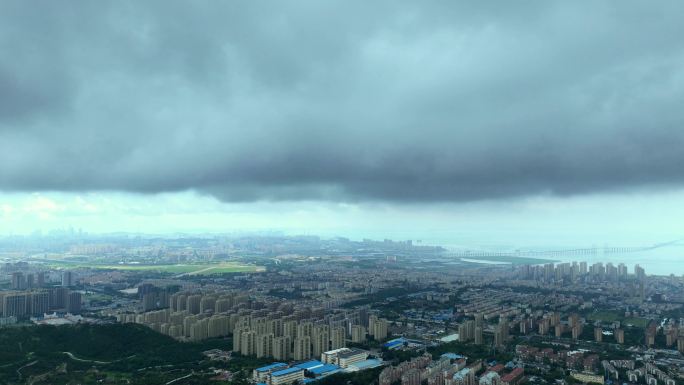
62 352 112 364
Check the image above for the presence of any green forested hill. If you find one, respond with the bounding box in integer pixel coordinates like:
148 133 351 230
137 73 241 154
0 323 247 385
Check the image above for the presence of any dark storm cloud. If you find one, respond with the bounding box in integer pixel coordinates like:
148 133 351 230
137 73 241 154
1 1 684 202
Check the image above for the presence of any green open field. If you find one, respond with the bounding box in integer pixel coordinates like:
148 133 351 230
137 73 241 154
46 261 264 275
586 310 649 327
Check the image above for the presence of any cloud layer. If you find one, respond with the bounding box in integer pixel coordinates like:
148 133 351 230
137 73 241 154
1 1 684 202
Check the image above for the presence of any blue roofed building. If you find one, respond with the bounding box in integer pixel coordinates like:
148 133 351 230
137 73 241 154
383 337 424 350
310 363 341 377
294 360 325 371
253 363 288 382
384 337 408 349
270 367 305 385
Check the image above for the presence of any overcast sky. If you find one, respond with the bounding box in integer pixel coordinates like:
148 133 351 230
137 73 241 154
1 1 683 246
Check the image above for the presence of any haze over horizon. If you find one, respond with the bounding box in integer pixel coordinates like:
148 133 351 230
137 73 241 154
2 1 684 246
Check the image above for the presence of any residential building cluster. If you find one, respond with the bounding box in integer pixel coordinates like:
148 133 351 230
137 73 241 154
116 288 391 362
0 287 82 319
378 353 524 385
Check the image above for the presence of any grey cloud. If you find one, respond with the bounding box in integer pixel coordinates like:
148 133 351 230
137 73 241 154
1 1 684 202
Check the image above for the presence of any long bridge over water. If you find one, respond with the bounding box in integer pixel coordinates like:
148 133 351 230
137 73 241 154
447 239 683 259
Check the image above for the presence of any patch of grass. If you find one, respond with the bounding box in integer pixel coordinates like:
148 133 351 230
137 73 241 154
185 264 266 275
587 311 621 322
46 261 263 275
623 317 649 328
586 310 649 328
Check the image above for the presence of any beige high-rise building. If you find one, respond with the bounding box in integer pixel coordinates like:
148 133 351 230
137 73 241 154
273 336 291 361
572 325 582 340
256 333 274 358
284 320 298 340
499 317 509 341
186 295 202 315
313 325 330 358
170 310 188 327
229 314 241 331
253 317 268 335
294 336 312 360
269 318 284 337
66 291 82 314
459 320 475 342
465 320 475 340
200 297 216 314
183 315 201 337
2 293 27 318
235 316 250 331
475 313 484 329
351 325 367 343
494 328 505 347
170 293 184 311
29 291 49 316
331 326 346 350
373 319 389 341
555 324 563 338
208 315 230 338
297 321 313 339
168 325 183 338
594 327 603 342
538 319 549 335
215 298 232 313
233 327 249 352
190 318 209 341
666 327 677 347
144 309 169 324
458 323 468 342
494 318 509 347
474 326 483 345
368 315 378 337
240 331 257 356
49 287 68 310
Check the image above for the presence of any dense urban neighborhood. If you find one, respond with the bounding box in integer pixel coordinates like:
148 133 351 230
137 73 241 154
2 234 684 385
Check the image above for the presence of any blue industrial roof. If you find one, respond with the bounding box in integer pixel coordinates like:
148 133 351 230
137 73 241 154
310 364 340 375
294 360 324 370
272 367 304 377
441 353 464 360
348 359 383 370
256 363 287 372
383 337 407 348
